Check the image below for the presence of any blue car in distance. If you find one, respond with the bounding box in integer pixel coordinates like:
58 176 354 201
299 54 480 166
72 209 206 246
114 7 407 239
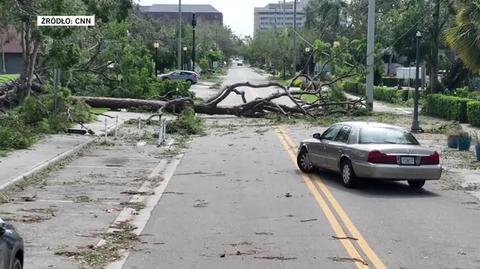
158 70 199 84
0 218 24 269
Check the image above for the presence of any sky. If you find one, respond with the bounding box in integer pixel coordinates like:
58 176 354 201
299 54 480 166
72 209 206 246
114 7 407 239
138 0 276 37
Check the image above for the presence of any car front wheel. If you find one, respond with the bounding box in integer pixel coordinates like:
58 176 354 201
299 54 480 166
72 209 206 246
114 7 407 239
297 149 314 173
408 180 426 189
341 160 357 188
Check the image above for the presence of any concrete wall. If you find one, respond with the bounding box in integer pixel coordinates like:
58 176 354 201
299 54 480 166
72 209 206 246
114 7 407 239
0 53 22 74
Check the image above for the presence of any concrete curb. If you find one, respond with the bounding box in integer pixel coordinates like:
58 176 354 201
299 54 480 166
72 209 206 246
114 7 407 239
0 120 123 191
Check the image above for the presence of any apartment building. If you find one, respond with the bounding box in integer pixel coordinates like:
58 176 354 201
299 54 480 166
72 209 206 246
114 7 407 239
254 0 309 35
139 4 223 25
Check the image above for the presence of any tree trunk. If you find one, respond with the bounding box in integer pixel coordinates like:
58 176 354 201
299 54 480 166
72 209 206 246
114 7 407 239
17 16 41 101
78 96 167 111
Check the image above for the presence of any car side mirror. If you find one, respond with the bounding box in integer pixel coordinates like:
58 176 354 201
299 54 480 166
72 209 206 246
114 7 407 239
313 133 321 140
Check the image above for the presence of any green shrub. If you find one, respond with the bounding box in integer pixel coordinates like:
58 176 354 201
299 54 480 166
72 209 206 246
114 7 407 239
326 87 347 102
18 86 93 132
339 81 414 104
167 107 204 135
467 101 480 127
198 59 210 74
373 86 398 103
152 80 193 99
425 94 470 123
340 81 365 95
0 114 36 150
292 79 303 88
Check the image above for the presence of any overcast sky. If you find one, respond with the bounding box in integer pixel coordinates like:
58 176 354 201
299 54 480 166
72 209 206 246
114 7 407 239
138 0 276 37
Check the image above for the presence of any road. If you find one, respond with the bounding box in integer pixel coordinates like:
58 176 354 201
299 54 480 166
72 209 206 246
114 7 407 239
122 66 480 269
192 66 294 107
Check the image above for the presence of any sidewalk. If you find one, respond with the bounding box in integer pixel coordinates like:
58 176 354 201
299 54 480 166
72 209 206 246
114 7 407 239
0 111 152 190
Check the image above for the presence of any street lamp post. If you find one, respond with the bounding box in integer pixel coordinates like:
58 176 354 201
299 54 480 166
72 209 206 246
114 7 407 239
183 46 188 70
192 13 197 72
292 0 297 75
154 41 160 77
304 47 311 76
411 31 422 132
177 0 182 70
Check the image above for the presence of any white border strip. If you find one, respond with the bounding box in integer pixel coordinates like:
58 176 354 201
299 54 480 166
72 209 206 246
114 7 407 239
104 153 184 269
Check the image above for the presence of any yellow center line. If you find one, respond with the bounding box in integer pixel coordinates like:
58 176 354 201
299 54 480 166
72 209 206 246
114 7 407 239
275 129 369 269
277 127 387 269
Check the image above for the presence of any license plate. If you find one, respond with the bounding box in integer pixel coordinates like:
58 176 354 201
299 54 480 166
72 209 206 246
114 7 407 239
400 156 416 165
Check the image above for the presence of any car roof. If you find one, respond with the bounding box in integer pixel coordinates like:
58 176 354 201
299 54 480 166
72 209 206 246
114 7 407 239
175 70 194 73
336 121 407 131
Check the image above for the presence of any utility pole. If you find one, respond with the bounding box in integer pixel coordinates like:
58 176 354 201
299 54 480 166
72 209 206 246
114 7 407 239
411 31 422 132
192 13 197 72
177 0 182 70
215 16 219 49
292 0 297 75
154 41 159 77
366 0 376 110
283 0 286 31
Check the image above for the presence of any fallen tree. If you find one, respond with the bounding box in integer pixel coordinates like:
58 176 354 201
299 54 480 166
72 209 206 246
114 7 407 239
78 76 367 118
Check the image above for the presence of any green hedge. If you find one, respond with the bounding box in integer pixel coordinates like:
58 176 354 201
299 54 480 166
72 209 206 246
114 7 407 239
340 81 414 104
341 81 365 95
425 94 470 123
373 86 398 103
467 101 480 127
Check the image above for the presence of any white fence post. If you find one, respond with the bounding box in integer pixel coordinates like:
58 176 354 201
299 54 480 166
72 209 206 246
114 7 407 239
158 115 167 146
114 116 119 138
104 118 108 143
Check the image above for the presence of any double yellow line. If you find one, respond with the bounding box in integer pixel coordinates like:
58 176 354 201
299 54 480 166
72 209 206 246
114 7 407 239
275 127 387 269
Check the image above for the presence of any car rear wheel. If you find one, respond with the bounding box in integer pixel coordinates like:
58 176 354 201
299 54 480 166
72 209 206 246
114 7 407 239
408 180 426 189
13 259 22 269
341 160 357 188
186 79 193 85
297 149 314 173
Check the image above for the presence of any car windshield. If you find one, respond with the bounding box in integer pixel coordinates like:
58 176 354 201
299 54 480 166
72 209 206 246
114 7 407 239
359 127 419 145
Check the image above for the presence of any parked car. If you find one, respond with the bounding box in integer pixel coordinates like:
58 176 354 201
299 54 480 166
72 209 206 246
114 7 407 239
0 218 24 269
296 122 442 189
158 70 198 84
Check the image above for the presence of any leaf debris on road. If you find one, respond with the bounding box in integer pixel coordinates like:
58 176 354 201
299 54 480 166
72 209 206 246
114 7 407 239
300 218 318 223
328 256 368 265
254 256 297 261
255 232 273 235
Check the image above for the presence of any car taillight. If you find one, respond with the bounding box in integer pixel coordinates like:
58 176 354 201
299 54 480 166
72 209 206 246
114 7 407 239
420 151 440 165
368 150 397 164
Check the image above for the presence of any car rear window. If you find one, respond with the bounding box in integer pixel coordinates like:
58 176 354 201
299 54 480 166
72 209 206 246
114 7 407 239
359 127 419 145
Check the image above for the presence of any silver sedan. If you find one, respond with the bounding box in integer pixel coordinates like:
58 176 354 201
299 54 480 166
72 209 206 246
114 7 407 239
296 122 442 189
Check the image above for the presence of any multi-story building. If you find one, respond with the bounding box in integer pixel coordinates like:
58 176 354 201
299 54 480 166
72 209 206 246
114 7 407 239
254 0 309 36
139 4 223 25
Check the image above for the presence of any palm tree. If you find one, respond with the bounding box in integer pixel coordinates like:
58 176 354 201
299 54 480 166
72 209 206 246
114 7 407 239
445 0 480 72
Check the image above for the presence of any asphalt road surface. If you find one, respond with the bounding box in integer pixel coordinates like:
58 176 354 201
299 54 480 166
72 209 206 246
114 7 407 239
122 67 480 269
217 66 294 107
